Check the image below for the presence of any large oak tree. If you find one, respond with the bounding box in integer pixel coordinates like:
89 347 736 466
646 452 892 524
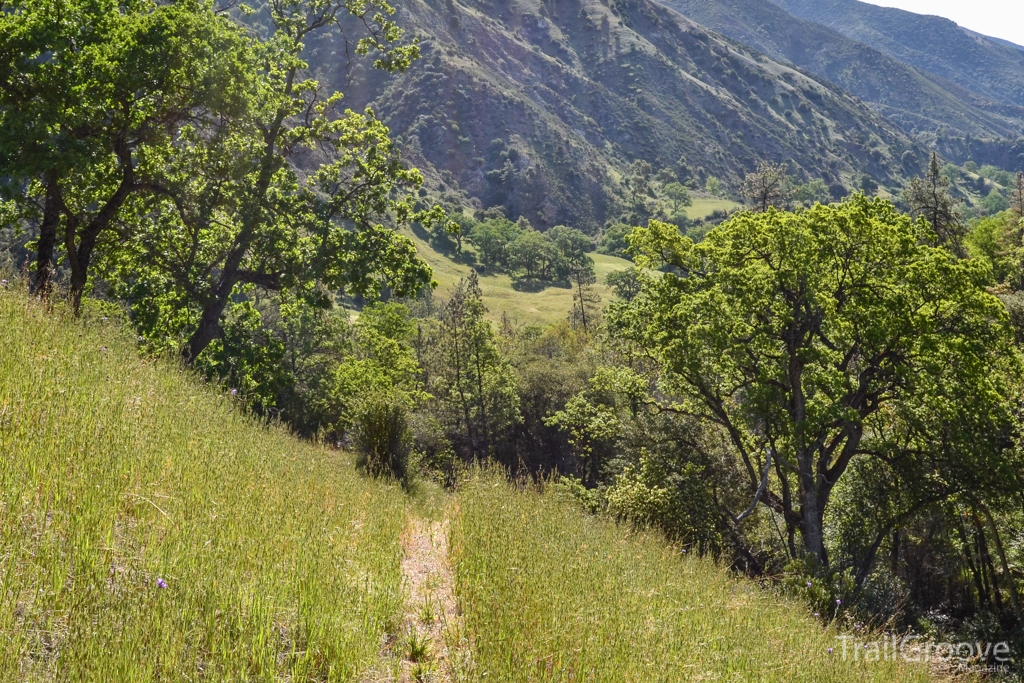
612 196 1020 568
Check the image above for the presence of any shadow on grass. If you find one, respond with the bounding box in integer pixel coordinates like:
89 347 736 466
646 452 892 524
511 278 571 293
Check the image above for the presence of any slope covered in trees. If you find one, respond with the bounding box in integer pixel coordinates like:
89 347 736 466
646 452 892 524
773 0 1024 112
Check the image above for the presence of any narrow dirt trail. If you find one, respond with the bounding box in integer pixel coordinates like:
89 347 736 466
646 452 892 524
394 514 463 682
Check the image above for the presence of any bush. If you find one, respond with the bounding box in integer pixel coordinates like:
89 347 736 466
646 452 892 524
352 388 413 483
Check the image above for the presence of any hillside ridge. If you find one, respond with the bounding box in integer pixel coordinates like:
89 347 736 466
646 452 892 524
325 0 927 231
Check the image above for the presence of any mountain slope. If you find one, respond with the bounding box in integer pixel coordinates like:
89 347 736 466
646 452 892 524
660 0 1024 147
772 0 1024 112
324 0 926 231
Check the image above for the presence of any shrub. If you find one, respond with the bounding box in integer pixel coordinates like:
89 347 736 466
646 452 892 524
352 388 414 483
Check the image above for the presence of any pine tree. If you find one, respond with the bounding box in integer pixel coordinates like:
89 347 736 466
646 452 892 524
903 152 966 256
741 162 790 212
428 274 519 458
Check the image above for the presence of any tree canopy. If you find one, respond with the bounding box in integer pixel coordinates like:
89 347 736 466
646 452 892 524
613 196 1020 568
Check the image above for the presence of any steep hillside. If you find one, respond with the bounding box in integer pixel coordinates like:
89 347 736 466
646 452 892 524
660 0 1024 149
0 294 409 679
452 477 935 681
0 291 940 680
322 0 927 231
772 0 1024 113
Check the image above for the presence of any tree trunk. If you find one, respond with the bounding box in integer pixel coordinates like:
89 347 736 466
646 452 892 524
34 173 61 296
182 298 229 362
799 460 827 565
981 506 1022 625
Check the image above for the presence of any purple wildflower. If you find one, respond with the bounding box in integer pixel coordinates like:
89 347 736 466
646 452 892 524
814 613 820 618
836 598 842 606
157 578 168 589
827 648 834 654
231 389 238 396
806 581 812 588
0 279 7 286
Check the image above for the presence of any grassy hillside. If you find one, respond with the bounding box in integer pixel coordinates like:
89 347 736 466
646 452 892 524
450 479 934 682
0 291 938 681
0 293 408 680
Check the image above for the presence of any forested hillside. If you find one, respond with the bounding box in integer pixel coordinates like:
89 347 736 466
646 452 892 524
773 0 1024 110
326 0 925 231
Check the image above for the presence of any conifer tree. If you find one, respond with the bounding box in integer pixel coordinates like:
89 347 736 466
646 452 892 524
903 152 966 256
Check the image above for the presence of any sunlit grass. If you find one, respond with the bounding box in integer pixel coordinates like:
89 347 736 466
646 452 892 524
0 290 407 681
450 475 935 682
404 229 635 326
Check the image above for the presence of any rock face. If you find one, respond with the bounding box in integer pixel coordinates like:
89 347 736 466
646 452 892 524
317 0 925 231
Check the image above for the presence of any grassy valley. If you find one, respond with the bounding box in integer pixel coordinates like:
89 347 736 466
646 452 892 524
411 195 738 325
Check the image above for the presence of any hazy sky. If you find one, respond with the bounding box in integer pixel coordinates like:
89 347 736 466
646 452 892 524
860 0 1024 46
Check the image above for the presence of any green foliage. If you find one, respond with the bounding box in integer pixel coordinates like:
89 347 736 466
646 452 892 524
618 196 1020 567
506 228 560 281
468 217 520 269
606 448 722 550
981 189 1011 215
598 223 633 260
420 275 520 459
979 165 1017 188
662 181 693 214
605 266 645 302
352 386 414 483
793 179 831 206
2 0 438 364
0 0 257 300
705 176 722 197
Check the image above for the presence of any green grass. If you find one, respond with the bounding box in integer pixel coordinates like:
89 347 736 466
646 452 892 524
0 290 940 681
689 196 742 219
407 230 636 326
0 292 408 681
449 476 935 683
408 199 740 326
